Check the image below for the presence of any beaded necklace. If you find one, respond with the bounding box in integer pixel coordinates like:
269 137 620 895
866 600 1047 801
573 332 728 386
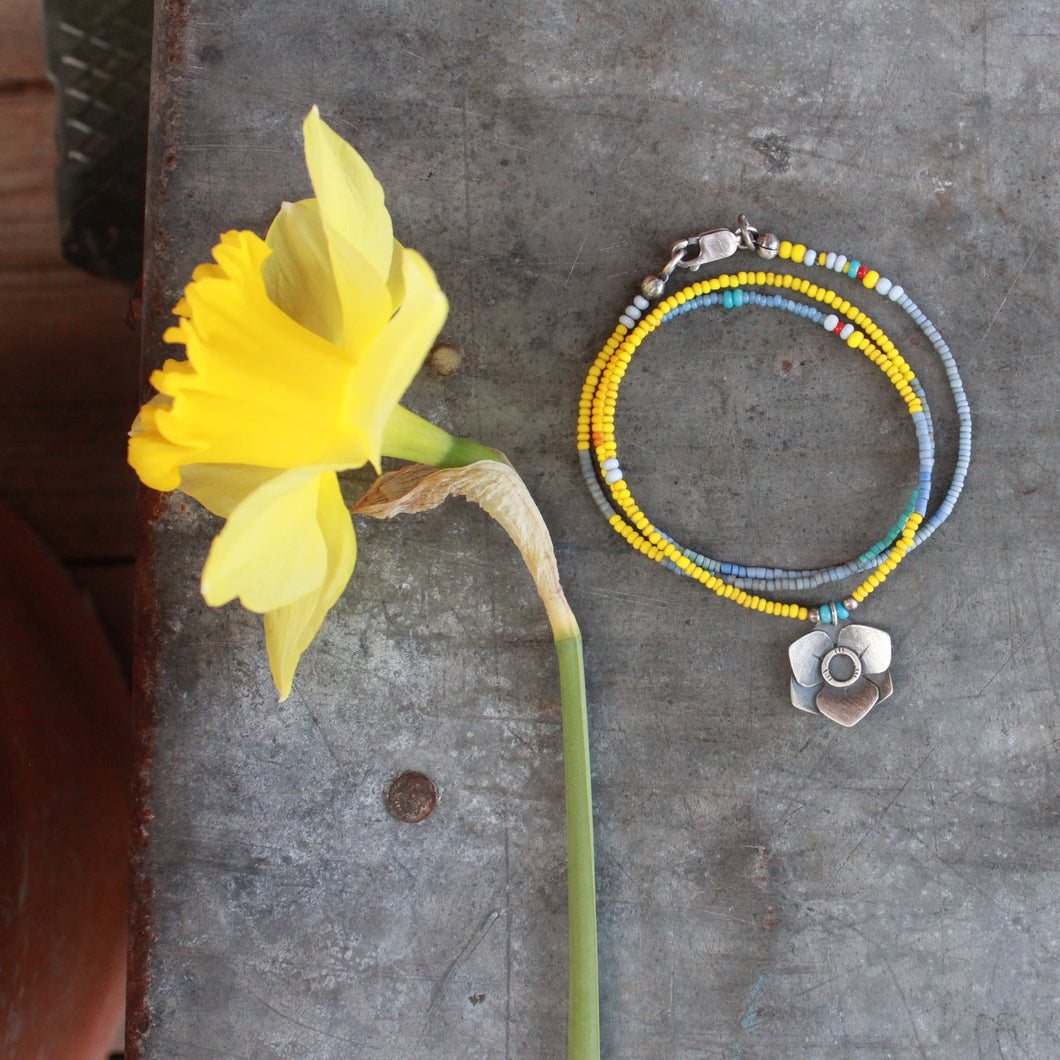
577 218 970 726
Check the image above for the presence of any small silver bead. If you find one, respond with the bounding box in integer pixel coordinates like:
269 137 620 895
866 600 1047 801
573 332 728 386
641 275 666 300
842 596 859 611
808 607 820 623
756 233 780 259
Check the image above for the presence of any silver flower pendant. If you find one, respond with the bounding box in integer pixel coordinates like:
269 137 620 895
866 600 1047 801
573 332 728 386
788 623 893 726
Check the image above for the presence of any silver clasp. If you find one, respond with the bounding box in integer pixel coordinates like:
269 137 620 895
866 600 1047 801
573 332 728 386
641 215 780 300
667 227 742 271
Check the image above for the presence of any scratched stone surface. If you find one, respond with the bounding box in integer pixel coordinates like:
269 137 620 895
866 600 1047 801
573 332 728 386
132 2 1059 1057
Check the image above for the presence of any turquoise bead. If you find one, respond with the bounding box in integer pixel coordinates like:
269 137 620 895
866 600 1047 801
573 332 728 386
834 602 850 621
820 604 832 623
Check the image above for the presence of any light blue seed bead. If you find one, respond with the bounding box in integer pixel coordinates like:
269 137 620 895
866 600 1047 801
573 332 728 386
834 602 850 621
888 284 904 301
723 291 734 308
820 604 833 624
733 288 744 307
618 314 634 328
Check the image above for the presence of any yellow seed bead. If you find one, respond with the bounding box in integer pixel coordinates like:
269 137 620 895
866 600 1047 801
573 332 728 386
846 331 863 347
863 269 880 288
779 240 793 258
797 607 809 621
791 244 806 263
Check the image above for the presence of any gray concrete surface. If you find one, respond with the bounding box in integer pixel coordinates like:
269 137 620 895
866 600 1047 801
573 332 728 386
133 2 1059 1057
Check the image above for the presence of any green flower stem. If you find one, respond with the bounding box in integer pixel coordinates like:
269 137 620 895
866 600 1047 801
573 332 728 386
557 630 600 1060
382 404 500 468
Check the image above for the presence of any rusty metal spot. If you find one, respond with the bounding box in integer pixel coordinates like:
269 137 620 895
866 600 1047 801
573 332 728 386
386 771 438 823
752 132 791 174
428 342 462 377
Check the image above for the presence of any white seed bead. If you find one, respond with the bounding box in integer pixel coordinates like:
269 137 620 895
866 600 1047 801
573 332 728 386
619 314 635 328
822 313 839 331
824 251 836 269
833 254 848 272
633 294 649 310
601 457 619 470
604 468 623 484
874 276 892 295
839 323 855 340
804 250 817 266
888 283 904 301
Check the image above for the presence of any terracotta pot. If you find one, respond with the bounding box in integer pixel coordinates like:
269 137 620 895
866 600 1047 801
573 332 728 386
0 502 130 1058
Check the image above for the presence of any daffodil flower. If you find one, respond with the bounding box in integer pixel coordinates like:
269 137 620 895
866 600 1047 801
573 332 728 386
128 107 493 697
129 108 600 1058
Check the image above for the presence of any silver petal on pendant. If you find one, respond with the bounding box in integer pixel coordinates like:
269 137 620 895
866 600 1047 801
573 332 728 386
790 676 822 714
837 624 891 675
870 669 894 703
816 677 880 727
789 629 834 686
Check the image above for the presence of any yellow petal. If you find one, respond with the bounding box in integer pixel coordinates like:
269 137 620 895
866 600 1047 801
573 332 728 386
200 467 335 612
263 198 344 345
264 471 357 699
176 463 285 519
303 106 394 349
345 247 448 470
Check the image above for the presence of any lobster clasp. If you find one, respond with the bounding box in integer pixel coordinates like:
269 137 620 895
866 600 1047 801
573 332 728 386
670 227 741 270
642 224 743 299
